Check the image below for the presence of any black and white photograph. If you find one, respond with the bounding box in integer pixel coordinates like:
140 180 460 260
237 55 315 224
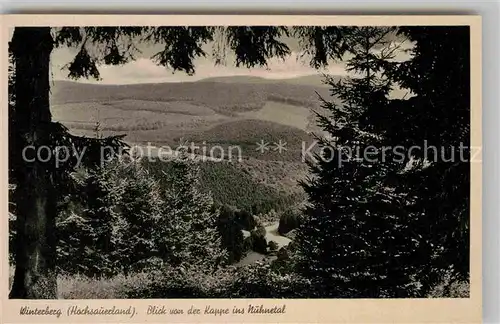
6 20 477 303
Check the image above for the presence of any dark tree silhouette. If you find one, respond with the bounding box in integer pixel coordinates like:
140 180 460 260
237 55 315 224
295 27 420 298
10 28 57 298
296 26 470 298
381 26 471 293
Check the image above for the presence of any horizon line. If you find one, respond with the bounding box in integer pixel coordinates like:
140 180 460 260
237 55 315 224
50 72 342 86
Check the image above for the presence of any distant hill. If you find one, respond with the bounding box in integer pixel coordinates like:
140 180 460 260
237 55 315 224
195 74 409 98
51 78 331 114
198 74 343 87
50 78 330 155
51 78 331 104
50 76 407 146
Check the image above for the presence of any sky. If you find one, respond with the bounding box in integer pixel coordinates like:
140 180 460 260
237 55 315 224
50 45 350 84
46 30 412 85
51 49 351 84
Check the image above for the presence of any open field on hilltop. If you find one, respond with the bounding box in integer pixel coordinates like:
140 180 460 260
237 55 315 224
240 101 312 131
239 99 333 137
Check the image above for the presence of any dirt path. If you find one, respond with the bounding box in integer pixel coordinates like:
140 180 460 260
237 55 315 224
264 223 291 248
237 222 292 266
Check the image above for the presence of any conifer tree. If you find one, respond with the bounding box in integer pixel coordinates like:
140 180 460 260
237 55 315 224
79 162 125 276
115 159 164 272
56 207 94 275
55 160 124 277
155 153 227 272
217 205 246 264
295 27 423 298
378 26 471 294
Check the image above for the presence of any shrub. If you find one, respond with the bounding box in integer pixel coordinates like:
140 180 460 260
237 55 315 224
278 208 303 235
125 266 236 299
277 247 289 261
427 271 470 298
268 241 279 252
250 225 268 254
8 211 16 265
125 262 313 299
227 263 312 298
242 235 254 254
218 217 246 264
254 224 267 237
58 272 153 299
235 210 257 231
8 184 16 264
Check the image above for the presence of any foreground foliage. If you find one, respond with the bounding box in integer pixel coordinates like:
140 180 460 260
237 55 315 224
56 156 227 277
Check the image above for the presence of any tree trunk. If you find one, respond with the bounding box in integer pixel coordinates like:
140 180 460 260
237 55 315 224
9 27 57 299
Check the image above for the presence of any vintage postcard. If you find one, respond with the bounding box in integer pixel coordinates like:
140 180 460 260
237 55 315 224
1 14 481 323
